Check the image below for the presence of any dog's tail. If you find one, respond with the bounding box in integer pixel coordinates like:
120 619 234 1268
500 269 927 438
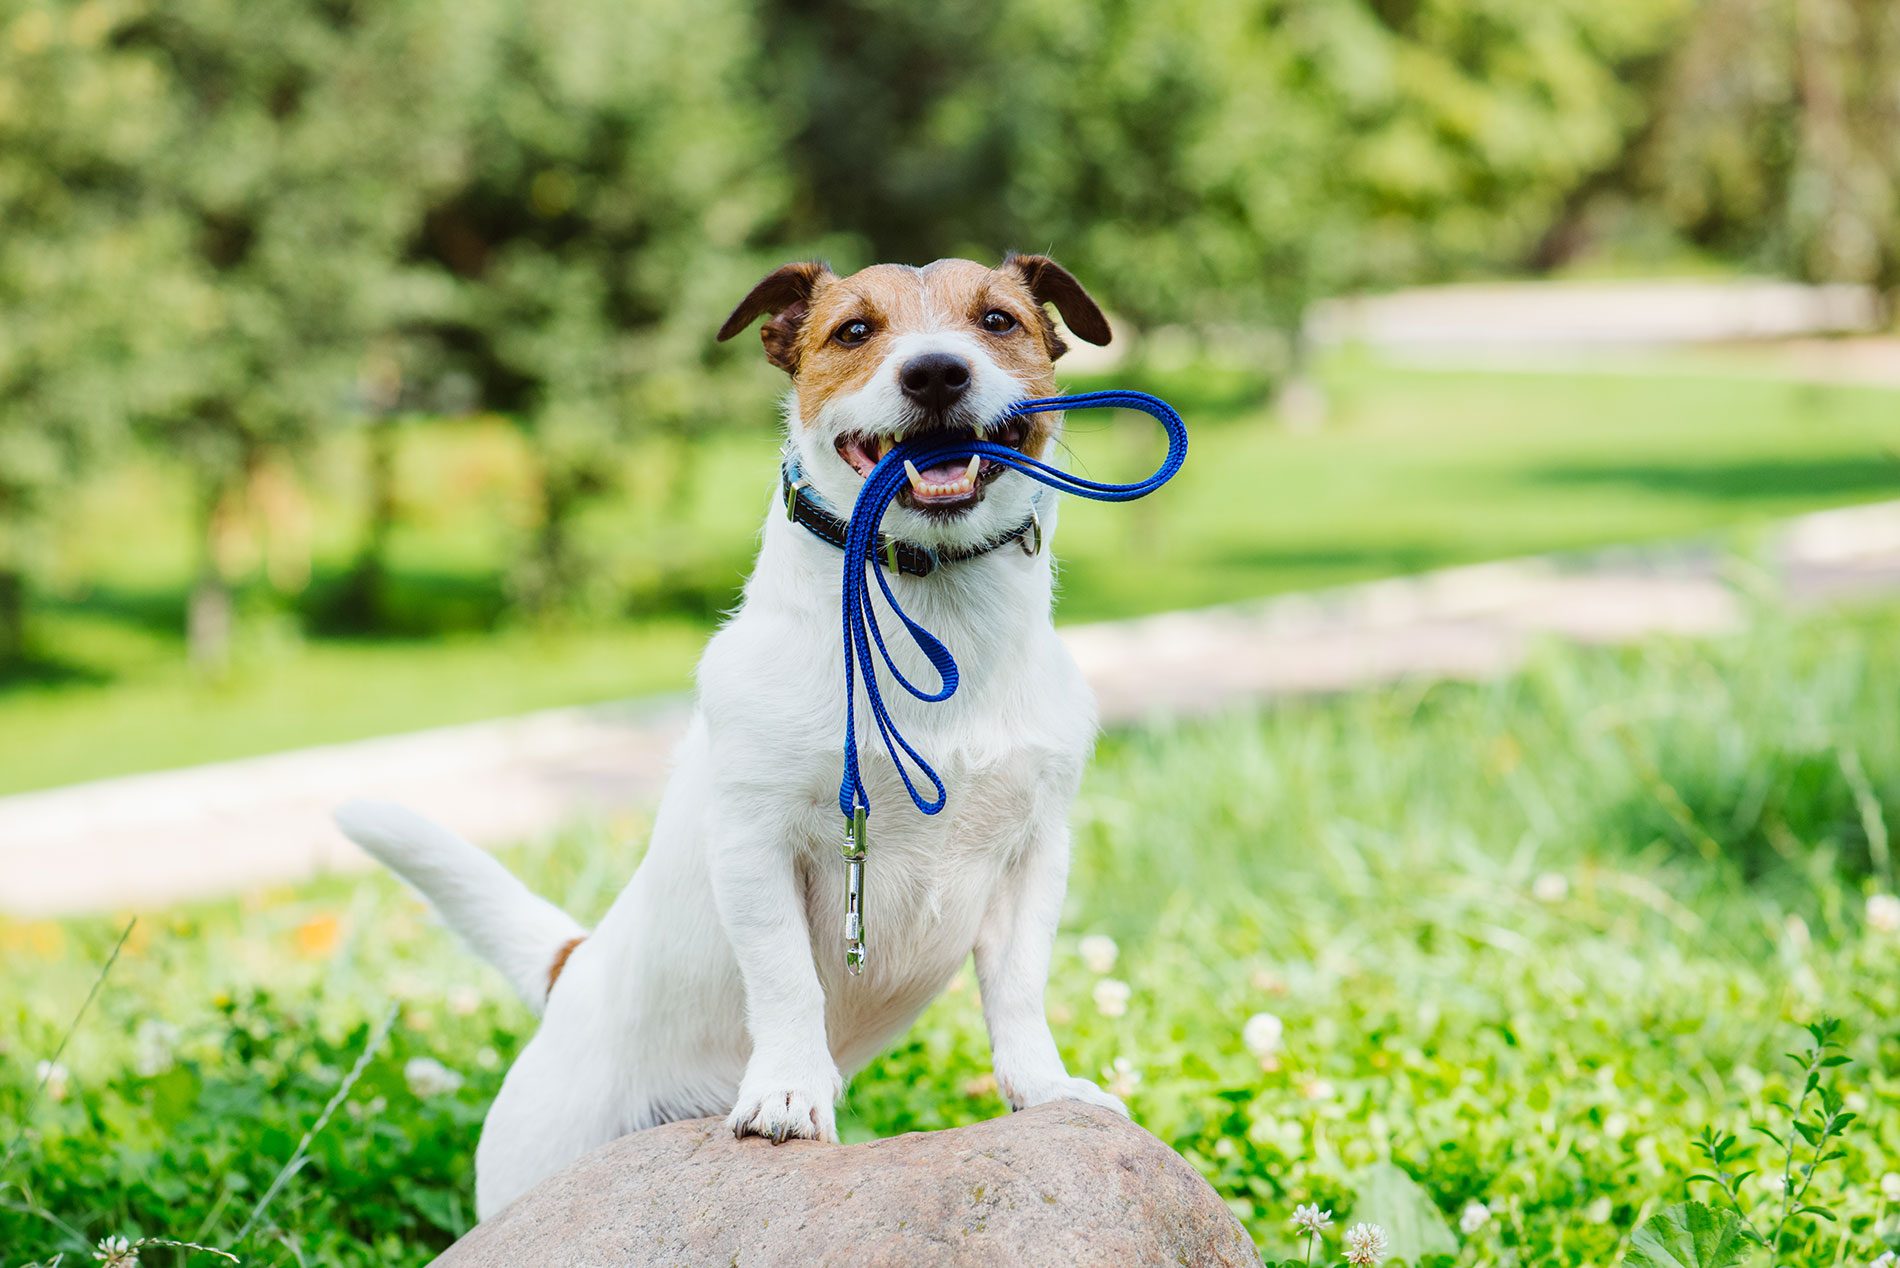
334 799 585 1014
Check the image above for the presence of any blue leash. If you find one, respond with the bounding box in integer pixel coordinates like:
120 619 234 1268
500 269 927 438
833 389 1188 972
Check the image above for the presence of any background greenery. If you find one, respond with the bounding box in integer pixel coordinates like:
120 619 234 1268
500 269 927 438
4 355 1897 796
6 599 1900 1265
4 0 1899 690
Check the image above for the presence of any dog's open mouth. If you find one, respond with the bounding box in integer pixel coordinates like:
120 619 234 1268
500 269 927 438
834 418 1030 513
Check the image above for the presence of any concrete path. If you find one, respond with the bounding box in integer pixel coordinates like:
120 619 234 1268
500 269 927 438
5 498 1899 917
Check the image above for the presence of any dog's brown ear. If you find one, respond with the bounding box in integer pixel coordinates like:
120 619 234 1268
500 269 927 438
718 261 835 372
1003 253 1112 354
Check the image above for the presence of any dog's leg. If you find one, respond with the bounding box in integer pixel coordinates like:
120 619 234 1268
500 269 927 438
709 817 841 1142
975 821 1128 1117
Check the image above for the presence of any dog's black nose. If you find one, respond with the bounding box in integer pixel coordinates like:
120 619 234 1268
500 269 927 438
898 353 971 412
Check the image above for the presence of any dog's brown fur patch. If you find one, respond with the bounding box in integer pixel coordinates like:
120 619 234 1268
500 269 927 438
719 256 1112 463
546 935 585 995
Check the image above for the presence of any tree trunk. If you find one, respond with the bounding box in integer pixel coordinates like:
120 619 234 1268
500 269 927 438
336 414 399 631
0 566 25 668
516 463 581 615
189 479 233 672
1274 321 1327 432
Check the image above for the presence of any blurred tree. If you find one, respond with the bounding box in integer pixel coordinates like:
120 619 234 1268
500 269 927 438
0 0 179 669
405 0 785 614
1646 0 1900 293
762 0 1691 341
94 0 468 668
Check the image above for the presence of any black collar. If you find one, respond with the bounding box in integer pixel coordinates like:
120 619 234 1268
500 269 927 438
781 464 1041 578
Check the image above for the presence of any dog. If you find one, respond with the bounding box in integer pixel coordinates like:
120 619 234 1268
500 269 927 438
335 254 1126 1218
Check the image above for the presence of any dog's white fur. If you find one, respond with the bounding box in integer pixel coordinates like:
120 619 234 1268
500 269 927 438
336 267 1121 1218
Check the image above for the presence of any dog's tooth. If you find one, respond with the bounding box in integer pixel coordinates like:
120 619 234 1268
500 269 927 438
904 459 925 491
963 454 980 482
893 428 905 443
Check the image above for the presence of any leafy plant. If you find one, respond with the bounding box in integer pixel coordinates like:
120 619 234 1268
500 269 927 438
1628 1201 1754 1268
1688 1018 1858 1261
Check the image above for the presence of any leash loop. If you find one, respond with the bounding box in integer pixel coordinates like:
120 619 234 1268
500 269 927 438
830 390 1187 972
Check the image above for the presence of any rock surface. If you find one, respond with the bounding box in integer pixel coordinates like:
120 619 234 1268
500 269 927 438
432 1102 1260 1267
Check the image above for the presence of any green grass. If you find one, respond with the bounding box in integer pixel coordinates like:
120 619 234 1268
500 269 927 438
5 354 1897 795
5 597 1900 1266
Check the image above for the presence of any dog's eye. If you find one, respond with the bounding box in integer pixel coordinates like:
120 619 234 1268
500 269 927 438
979 309 1018 334
832 319 873 346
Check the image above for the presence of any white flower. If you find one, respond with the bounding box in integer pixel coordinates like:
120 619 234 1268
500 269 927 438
1092 978 1131 1018
1872 1253 1896 1268
1882 1171 1900 1202
1290 1203 1333 1236
1868 894 1900 933
1344 1222 1389 1267
403 1056 464 1098
133 1020 179 1078
1532 872 1569 903
36 1060 69 1102
1243 1012 1284 1060
94 1235 139 1267
448 986 482 1017
1104 1056 1141 1099
1460 1200 1491 1235
1078 934 1119 975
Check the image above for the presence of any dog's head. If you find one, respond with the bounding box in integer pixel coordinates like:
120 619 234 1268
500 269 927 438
718 255 1111 547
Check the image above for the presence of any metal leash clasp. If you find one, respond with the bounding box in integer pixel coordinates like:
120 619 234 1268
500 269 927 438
841 801 868 975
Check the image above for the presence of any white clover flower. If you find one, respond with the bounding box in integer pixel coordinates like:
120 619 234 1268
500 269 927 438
36 1060 70 1103
403 1056 464 1099
1243 1012 1284 1060
1078 934 1119 975
1882 1171 1900 1202
1344 1222 1389 1267
447 985 482 1017
133 1020 180 1079
1460 1200 1491 1235
94 1235 138 1267
1868 894 1900 933
1092 978 1132 1018
1290 1203 1333 1236
1104 1056 1141 1099
1532 872 1569 903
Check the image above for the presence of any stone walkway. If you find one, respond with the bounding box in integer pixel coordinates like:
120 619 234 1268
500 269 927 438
5 498 1899 917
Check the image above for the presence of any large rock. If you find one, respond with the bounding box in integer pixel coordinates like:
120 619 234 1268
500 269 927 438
433 1103 1260 1267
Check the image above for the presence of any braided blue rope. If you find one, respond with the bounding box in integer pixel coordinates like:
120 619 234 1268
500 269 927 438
837 389 1189 823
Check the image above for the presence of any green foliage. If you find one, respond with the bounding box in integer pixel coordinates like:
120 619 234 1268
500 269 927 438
1353 1162 1458 1261
1628 1201 1753 1268
400 0 785 611
765 0 1697 332
1645 0 1900 288
1689 1019 1860 1259
2 988 504 1265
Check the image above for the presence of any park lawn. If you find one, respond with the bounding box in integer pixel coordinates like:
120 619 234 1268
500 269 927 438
3 597 1900 1266
3 354 1896 795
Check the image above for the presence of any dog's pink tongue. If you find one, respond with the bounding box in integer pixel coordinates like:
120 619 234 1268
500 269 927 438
917 458 968 482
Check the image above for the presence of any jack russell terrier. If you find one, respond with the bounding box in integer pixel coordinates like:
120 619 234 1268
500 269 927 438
336 253 1126 1218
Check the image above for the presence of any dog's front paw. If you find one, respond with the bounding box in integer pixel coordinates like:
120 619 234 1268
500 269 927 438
727 1062 841 1144
997 1071 1130 1118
